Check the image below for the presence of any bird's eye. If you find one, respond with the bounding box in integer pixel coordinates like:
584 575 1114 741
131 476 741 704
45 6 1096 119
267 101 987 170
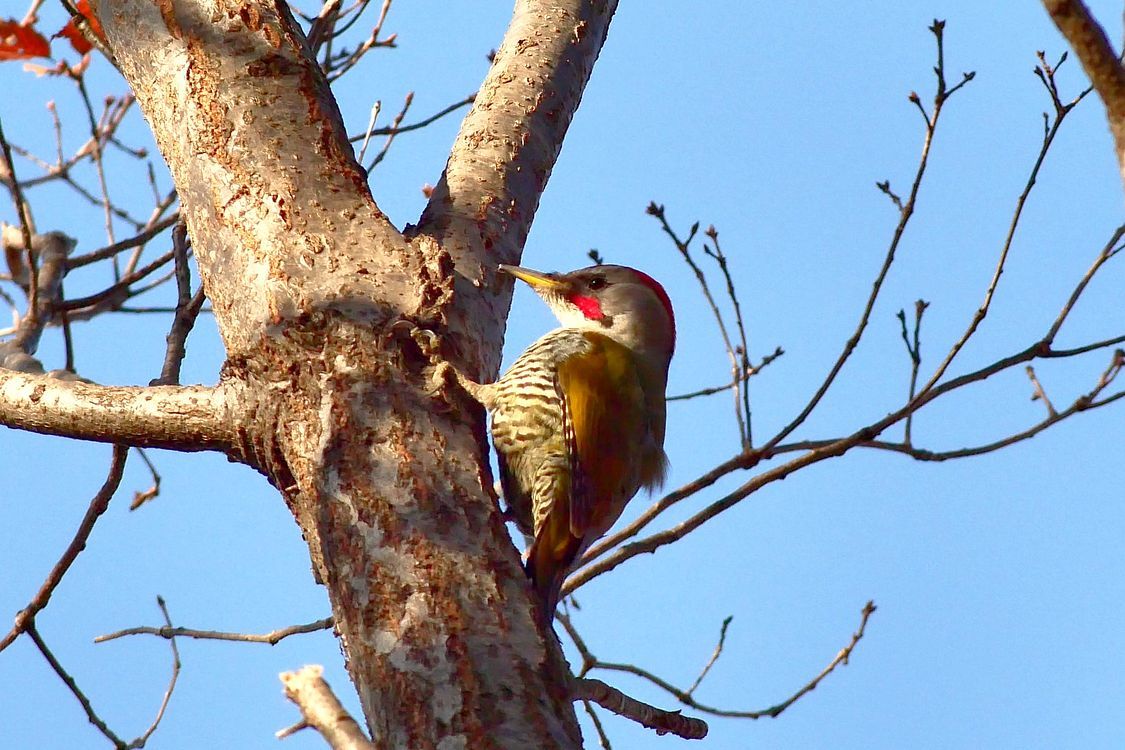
587 276 607 291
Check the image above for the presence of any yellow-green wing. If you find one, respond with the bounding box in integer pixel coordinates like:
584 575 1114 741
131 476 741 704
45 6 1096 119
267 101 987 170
556 332 648 538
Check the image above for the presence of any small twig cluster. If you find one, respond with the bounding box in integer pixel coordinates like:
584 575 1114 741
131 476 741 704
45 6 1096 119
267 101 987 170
646 203 772 450
557 20 1124 743
561 602 876 738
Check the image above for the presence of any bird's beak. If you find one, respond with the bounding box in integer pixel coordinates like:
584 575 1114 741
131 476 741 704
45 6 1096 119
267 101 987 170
498 264 566 291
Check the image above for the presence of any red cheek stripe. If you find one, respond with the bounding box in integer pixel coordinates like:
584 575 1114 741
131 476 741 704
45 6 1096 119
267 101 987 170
570 294 605 320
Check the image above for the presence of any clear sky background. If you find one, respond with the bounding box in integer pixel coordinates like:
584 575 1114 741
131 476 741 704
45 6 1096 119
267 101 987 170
2 2 1123 748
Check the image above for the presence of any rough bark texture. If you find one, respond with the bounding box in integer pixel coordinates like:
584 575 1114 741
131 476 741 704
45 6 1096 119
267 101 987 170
416 0 618 382
67 0 620 746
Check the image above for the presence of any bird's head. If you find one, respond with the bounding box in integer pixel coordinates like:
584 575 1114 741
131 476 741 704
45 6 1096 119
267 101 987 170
499 263 676 365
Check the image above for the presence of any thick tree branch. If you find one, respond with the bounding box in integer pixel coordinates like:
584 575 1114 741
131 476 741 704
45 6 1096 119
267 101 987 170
0 369 241 454
415 0 619 377
93 0 411 358
417 0 617 260
279 666 376 750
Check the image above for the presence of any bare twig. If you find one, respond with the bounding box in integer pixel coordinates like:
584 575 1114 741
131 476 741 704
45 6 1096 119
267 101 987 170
25 622 127 749
356 100 382 165
325 0 396 82
130 596 181 748
73 75 118 250
668 347 783 402
919 52 1091 396
765 21 974 453
580 699 613 749
897 299 929 444
1025 365 1057 416
749 600 876 719
0 114 39 305
702 225 753 446
1043 224 1125 344
279 665 376 750
129 447 162 510
647 204 748 446
150 222 205 388
686 616 732 696
58 246 178 312
591 601 874 721
366 91 414 171
573 678 708 740
0 445 128 653
348 94 476 141
68 213 179 269
1040 0 1125 182
95 617 334 645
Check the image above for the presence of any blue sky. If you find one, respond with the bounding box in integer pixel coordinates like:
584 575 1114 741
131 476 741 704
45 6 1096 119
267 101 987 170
2 2 1123 748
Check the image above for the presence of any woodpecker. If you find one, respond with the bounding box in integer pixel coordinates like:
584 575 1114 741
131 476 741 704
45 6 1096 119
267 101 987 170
452 263 675 626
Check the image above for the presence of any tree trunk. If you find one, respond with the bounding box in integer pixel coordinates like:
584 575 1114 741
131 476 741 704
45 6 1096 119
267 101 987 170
83 0 618 745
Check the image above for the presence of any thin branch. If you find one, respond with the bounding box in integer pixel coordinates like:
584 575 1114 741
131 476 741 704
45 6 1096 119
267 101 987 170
897 299 929 444
356 99 381 166
348 94 475 141
96 617 334 645
325 0 396 82
129 447 162 510
573 678 708 740
580 699 613 749
151 223 206 387
747 600 876 719
765 21 974 453
130 596 181 749
919 53 1091 395
0 114 39 307
647 205 747 446
25 622 127 749
703 225 753 446
668 347 783 402
591 601 875 721
1040 0 1125 183
58 246 177 312
686 616 732 696
366 91 413 171
1025 365 1057 417
0 445 128 653
67 213 180 269
278 665 376 750
1043 224 1125 344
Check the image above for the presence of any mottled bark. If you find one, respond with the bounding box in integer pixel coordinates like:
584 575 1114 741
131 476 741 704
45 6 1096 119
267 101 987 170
38 0 621 746
0 369 239 453
416 0 619 382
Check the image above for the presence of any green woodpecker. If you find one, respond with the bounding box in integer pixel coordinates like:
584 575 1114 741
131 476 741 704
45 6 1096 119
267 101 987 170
457 263 675 625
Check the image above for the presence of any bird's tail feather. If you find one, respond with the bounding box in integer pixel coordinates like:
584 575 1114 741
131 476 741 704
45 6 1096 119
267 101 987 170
526 513 582 628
